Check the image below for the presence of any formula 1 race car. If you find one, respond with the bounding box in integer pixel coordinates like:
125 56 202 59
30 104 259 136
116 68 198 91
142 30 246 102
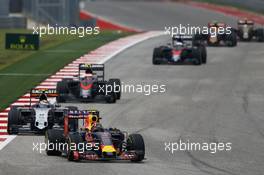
235 19 264 42
194 21 237 47
7 89 75 134
153 35 207 65
56 64 121 103
45 110 145 162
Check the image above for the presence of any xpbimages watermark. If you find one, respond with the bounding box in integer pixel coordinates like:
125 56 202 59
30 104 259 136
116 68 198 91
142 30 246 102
165 24 232 37
33 141 100 154
99 82 166 96
164 139 232 154
32 24 100 37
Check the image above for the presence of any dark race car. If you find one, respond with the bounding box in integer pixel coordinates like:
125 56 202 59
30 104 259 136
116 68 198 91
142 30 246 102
153 35 207 65
7 89 74 134
45 110 145 162
235 18 264 42
56 64 121 103
194 21 237 47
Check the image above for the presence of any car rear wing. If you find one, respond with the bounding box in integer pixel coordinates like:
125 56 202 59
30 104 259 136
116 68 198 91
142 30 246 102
172 35 193 41
208 22 226 28
238 19 254 25
79 64 104 81
30 88 58 98
64 109 101 135
67 109 100 118
28 88 58 106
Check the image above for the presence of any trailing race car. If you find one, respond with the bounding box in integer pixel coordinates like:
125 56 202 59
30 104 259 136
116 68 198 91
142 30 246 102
45 110 145 162
153 35 207 65
56 64 121 103
7 89 74 134
194 21 237 47
235 18 264 42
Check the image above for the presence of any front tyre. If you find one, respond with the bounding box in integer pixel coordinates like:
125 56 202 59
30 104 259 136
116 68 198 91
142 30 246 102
45 129 63 156
127 134 145 162
7 107 19 135
67 133 82 161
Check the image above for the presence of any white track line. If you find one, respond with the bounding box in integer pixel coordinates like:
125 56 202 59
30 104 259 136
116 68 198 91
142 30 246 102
0 135 16 150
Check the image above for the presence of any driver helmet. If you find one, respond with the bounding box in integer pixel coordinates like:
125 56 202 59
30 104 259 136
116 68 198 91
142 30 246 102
80 69 94 80
83 114 98 131
174 41 184 49
39 93 49 104
85 69 93 75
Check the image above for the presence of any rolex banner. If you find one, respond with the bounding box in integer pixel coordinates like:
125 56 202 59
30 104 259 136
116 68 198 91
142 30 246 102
5 33 39 50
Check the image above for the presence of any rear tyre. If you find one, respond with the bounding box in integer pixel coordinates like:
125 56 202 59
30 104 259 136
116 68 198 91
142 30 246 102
226 30 237 47
193 33 204 46
199 45 207 64
109 79 121 100
56 81 69 103
127 134 145 162
45 129 64 156
192 49 202 65
105 92 117 103
7 107 19 135
255 28 264 42
152 48 161 65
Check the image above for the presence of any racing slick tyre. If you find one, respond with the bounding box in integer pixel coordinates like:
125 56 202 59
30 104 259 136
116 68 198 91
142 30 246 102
67 133 82 161
255 28 264 42
105 81 117 103
199 45 207 64
45 129 64 156
109 79 121 100
193 34 204 46
105 92 117 103
56 81 69 103
192 49 202 65
127 134 145 162
226 30 237 47
7 107 19 134
152 48 162 65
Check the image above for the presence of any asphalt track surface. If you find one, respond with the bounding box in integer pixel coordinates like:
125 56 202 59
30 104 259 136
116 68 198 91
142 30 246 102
196 0 264 14
1 1 264 175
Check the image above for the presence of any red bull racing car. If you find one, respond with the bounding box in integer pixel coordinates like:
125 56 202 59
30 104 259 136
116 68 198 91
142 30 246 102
56 64 121 103
194 21 237 47
152 35 207 65
45 110 145 162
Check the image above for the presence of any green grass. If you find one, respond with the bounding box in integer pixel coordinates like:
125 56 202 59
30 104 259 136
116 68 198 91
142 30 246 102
0 30 133 110
192 0 264 15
